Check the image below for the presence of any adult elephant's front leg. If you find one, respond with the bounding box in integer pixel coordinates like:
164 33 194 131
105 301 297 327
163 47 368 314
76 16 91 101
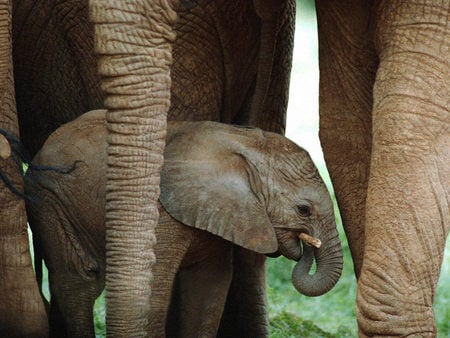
218 247 269 337
357 1 449 336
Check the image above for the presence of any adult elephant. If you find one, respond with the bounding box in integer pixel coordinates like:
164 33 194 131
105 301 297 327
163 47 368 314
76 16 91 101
317 0 449 336
13 0 293 156
2 0 179 335
88 1 178 336
11 0 295 336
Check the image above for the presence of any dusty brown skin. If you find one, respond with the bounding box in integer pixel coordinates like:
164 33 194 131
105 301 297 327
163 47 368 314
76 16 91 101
0 1 48 336
12 2 294 334
0 134 11 160
317 1 449 336
1 0 447 336
25 110 342 338
13 0 294 156
89 2 177 335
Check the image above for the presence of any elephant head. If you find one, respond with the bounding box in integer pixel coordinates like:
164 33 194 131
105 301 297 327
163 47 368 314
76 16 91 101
159 121 343 296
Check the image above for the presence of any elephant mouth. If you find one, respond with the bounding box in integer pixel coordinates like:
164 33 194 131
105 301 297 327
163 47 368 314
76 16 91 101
270 229 321 261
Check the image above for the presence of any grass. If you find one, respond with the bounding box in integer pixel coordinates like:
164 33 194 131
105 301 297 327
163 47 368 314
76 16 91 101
94 292 106 337
270 312 353 338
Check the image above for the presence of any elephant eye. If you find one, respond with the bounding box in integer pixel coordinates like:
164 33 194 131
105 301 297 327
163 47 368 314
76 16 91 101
296 205 312 217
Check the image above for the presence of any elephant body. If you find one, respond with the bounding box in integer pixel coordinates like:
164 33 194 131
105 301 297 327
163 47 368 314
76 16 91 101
25 110 342 337
316 1 449 335
13 0 294 156
25 111 234 337
12 1 295 335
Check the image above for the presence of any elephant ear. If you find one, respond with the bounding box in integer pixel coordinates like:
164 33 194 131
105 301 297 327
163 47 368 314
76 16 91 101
159 122 277 254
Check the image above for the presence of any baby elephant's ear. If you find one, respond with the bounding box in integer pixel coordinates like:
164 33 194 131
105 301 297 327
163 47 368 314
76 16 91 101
159 122 278 254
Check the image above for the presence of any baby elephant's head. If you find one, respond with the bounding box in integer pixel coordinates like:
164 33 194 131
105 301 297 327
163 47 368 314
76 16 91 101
261 132 342 296
160 121 343 297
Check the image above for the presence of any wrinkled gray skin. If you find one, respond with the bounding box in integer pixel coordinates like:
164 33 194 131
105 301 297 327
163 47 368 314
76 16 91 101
25 110 342 338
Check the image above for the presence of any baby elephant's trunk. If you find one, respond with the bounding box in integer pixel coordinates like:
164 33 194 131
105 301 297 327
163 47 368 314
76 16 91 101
291 220 343 297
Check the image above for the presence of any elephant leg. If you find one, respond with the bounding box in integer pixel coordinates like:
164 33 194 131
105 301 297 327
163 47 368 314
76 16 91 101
167 237 233 338
218 247 269 337
26 185 103 338
0 1 48 335
316 0 378 277
148 263 180 337
48 294 66 338
247 0 295 134
148 214 192 337
356 1 450 336
49 271 103 338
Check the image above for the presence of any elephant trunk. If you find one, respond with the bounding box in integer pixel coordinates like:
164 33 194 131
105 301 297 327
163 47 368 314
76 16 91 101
292 221 343 297
90 0 178 336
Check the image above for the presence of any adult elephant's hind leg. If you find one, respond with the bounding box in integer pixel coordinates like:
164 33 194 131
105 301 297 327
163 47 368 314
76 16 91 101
316 0 378 277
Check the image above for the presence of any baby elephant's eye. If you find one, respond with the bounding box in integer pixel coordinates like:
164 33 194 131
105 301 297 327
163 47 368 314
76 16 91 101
297 205 312 217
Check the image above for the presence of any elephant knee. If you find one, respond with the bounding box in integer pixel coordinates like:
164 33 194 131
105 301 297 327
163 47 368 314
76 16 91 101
356 264 436 337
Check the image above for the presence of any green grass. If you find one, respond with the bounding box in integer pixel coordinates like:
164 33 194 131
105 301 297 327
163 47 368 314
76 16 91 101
94 292 106 338
270 312 353 338
436 246 450 337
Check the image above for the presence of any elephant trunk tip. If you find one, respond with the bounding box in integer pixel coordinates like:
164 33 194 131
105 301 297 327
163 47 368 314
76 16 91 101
291 241 343 297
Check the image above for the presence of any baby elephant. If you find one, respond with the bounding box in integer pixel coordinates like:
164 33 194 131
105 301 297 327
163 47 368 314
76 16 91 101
25 110 342 337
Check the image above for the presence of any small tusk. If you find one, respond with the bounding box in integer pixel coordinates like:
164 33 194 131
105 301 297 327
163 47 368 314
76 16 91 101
0 134 11 160
298 233 322 249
